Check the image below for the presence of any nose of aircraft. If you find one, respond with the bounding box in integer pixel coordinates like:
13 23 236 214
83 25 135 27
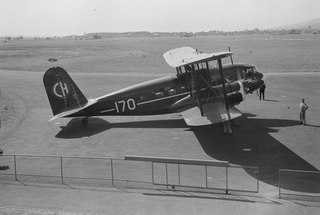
253 70 263 80
244 69 264 93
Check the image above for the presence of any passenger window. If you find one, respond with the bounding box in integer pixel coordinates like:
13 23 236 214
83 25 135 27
168 89 176 95
155 92 164 97
180 86 186 93
154 89 164 98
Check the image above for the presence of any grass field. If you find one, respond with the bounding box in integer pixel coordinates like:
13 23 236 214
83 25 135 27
1 34 319 74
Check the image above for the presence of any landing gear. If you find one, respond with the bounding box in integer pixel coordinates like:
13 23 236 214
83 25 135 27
223 121 232 134
81 117 89 124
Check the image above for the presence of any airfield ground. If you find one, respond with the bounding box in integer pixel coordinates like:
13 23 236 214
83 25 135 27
0 35 320 214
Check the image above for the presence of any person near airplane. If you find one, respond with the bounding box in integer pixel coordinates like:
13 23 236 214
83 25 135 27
299 98 308 125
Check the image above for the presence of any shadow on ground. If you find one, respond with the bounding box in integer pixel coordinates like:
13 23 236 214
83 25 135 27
191 113 320 193
56 117 187 138
56 114 319 193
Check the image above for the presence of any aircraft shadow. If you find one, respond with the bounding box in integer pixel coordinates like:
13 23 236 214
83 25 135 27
55 115 319 193
191 114 320 193
56 117 187 139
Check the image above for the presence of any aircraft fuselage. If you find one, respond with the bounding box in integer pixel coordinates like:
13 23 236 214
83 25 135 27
70 64 263 118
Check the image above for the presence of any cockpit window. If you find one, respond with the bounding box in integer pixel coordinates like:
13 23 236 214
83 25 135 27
243 66 261 80
244 67 256 78
246 68 253 77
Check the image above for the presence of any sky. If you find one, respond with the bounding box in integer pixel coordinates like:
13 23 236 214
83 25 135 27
1 0 319 36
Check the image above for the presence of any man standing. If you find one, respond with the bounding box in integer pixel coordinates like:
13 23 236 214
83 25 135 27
259 84 266 100
300 98 308 125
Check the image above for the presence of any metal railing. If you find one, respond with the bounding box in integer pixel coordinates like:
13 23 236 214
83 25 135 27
279 169 320 198
151 163 259 194
125 155 259 193
0 154 259 194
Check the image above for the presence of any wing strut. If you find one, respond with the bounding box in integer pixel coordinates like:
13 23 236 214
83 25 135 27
218 59 232 134
190 65 204 116
228 47 234 65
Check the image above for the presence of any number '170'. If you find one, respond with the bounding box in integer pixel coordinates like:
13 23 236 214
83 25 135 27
114 99 136 113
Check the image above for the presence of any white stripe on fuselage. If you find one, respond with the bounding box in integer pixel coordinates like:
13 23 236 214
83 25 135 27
99 92 189 113
137 91 190 105
100 108 115 113
99 86 227 114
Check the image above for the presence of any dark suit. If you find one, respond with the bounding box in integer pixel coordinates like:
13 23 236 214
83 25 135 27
259 84 266 100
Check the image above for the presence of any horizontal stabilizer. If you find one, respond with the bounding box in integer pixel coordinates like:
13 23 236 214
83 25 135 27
49 99 98 121
181 102 241 126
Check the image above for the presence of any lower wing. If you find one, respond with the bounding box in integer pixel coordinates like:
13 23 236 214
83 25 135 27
181 102 242 126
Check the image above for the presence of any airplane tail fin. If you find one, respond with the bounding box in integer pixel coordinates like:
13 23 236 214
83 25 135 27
43 67 88 116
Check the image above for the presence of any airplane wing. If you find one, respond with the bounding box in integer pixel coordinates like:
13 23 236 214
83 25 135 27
181 102 242 126
163 47 232 68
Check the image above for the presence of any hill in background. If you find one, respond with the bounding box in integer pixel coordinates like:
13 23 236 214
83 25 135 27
273 18 320 30
2 18 320 40
83 18 320 39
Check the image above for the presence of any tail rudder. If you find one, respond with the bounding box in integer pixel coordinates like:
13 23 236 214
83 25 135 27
43 67 88 116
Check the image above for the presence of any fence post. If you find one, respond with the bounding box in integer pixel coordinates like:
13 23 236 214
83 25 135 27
110 159 114 186
14 155 17 181
225 164 229 194
165 163 168 188
278 169 281 198
178 164 180 186
256 168 259 193
151 162 154 184
60 157 64 184
205 165 208 188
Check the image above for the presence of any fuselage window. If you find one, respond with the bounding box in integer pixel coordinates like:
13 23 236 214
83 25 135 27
168 88 176 95
154 90 164 98
245 68 254 79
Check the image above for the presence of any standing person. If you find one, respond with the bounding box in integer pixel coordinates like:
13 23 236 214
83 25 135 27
259 84 266 100
299 98 308 125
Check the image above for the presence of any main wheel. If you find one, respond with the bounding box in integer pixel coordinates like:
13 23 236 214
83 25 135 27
81 117 89 124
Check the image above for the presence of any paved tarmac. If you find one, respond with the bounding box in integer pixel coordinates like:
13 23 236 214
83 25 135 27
0 70 320 214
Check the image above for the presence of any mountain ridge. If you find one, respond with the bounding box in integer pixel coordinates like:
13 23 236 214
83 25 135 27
272 18 320 30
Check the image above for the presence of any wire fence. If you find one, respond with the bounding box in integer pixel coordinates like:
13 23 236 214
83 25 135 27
148 160 259 193
3 154 320 198
0 154 259 194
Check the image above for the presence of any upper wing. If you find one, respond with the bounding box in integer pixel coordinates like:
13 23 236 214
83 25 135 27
163 47 232 68
181 102 242 126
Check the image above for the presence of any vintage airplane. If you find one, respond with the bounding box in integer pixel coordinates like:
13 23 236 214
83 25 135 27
43 47 264 133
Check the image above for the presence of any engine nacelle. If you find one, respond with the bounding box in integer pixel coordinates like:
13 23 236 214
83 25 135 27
227 92 243 106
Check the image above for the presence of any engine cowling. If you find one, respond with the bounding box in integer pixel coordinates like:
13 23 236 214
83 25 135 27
227 92 243 107
226 81 246 106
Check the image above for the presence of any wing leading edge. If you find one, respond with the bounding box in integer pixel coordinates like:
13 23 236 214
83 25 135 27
163 47 232 68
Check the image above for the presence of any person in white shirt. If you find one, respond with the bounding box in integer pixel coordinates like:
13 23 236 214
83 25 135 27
299 98 308 125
